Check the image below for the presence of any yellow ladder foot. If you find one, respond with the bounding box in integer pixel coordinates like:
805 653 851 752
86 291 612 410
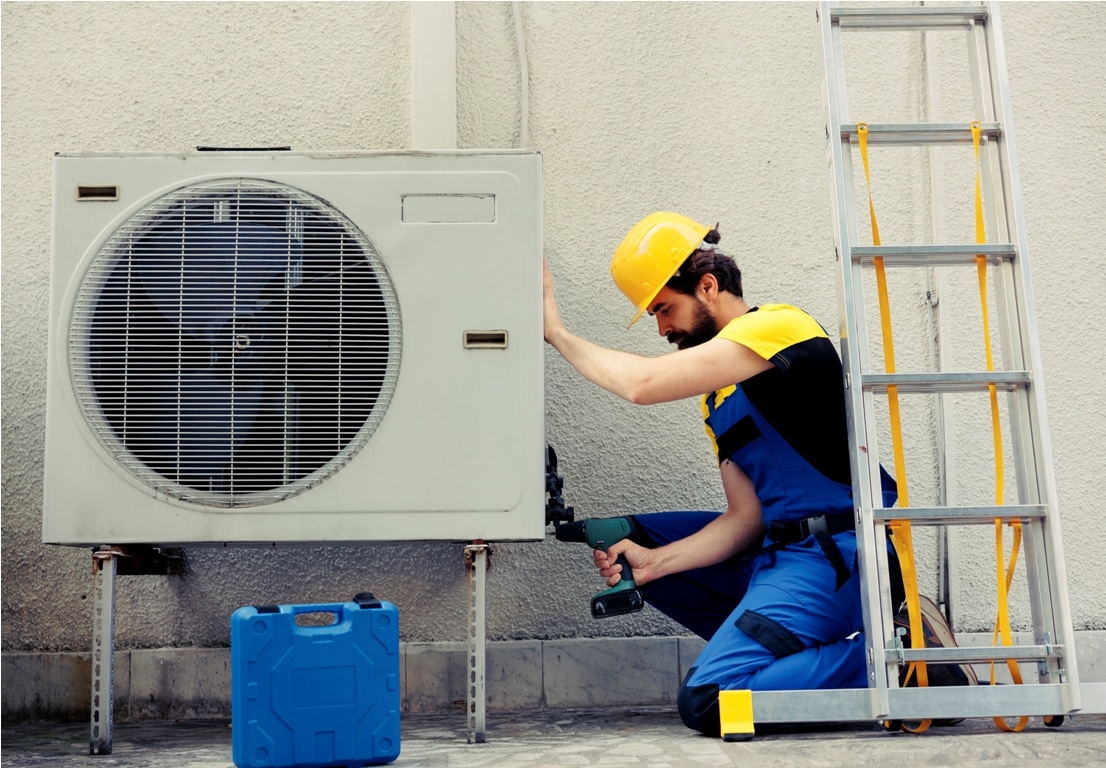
719 689 755 742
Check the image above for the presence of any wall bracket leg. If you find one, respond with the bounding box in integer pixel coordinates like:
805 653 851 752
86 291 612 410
465 541 489 744
90 547 118 755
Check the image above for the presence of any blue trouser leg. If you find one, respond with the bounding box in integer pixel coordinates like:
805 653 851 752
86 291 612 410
631 512 754 640
685 543 866 689
630 511 869 735
677 535 868 735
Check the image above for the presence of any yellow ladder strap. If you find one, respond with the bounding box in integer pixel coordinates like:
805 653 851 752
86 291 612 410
973 122 1028 732
992 519 1027 731
858 123 932 733
972 120 1005 502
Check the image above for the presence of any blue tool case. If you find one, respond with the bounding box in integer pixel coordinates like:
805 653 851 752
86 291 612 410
231 594 400 768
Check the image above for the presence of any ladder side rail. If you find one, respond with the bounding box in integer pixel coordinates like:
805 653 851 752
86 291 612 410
1021 511 1065 684
838 56 903 691
967 3 1039 528
861 384 901 701
968 11 1030 396
984 3 1081 706
818 1 892 718
886 684 1073 720
852 234 900 692
969 9 1061 683
988 201 1062 692
964 5 1063 700
749 681 1081 724
965 7 1033 465
967 8 1026 377
1000 362 1066 691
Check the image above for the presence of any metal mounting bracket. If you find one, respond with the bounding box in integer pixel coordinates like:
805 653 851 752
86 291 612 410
88 545 185 755
464 541 489 744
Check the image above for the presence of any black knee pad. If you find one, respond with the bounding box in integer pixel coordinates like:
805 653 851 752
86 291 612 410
677 667 721 737
735 609 804 658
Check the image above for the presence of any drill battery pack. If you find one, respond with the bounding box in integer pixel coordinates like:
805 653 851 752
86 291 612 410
231 594 400 768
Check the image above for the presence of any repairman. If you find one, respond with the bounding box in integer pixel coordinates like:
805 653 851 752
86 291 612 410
542 212 902 736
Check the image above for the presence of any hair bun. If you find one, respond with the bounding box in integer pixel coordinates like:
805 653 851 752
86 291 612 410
703 226 722 246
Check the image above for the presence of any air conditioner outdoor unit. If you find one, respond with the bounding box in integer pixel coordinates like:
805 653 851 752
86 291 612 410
43 150 544 546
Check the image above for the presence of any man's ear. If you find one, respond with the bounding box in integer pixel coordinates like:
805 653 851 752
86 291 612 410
698 273 720 301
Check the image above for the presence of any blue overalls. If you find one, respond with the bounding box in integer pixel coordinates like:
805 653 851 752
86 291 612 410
629 381 897 735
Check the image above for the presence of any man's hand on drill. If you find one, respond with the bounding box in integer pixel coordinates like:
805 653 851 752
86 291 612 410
594 539 654 587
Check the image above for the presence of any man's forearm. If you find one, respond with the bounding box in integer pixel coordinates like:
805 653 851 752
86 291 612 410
646 509 763 582
643 458 765 582
546 325 657 403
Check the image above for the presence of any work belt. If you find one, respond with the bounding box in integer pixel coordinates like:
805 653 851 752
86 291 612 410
742 513 856 590
768 512 855 544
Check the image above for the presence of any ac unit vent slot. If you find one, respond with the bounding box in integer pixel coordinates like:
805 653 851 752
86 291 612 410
463 330 508 349
77 185 119 202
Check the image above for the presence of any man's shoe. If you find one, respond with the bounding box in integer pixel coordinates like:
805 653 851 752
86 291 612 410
893 594 977 725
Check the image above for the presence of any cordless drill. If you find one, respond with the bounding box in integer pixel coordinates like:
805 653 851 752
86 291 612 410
555 518 645 618
545 445 645 618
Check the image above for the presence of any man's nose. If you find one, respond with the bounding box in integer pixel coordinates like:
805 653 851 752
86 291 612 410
656 316 671 337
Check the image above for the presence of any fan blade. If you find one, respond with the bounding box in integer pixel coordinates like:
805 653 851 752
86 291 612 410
249 262 392 467
135 369 264 486
91 271 220 435
262 265 391 388
136 222 298 341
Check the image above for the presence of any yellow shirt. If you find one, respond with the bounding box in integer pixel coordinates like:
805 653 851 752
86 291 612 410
700 304 835 465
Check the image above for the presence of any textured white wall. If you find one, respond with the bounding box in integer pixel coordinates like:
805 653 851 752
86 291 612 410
2 1 1104 660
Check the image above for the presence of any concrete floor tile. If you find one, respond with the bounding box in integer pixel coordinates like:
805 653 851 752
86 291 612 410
3 708 1106 767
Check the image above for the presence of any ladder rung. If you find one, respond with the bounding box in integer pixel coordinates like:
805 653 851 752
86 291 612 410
842 122 1002 145
874 504 1047 525
860 371 1029 394
851 244 1016 267
831 5 988 30
887 644 1061 665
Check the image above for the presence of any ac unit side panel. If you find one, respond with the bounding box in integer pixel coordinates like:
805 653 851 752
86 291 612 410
43 152 545 545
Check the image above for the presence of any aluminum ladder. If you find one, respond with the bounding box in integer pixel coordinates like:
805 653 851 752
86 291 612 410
734 2 1105 730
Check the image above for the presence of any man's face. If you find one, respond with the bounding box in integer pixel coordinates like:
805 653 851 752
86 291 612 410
647 287 719 350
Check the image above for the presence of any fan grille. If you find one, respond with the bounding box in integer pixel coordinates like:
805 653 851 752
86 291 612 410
69 179 401 508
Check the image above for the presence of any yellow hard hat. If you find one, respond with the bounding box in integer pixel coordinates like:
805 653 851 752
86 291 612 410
610 212 711 327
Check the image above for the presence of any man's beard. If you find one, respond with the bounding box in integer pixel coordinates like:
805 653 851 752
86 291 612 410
666 298 719 350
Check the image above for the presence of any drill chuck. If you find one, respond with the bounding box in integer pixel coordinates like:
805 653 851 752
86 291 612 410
554 520 588 543
555 517 636 549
